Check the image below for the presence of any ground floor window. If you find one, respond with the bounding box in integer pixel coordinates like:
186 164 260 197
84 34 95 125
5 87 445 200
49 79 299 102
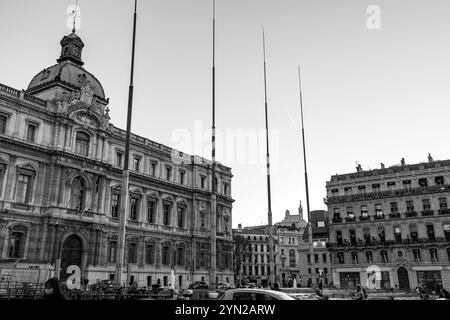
380 271 391 290
339 272 361 289
416 271 442 293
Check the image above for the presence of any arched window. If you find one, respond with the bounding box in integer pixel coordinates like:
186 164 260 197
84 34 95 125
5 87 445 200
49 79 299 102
8 225 28 258
71 177 85 211
162 242 171 265
289 249 296 267
381 250 389 263
75 131 90 156
351 252 358 264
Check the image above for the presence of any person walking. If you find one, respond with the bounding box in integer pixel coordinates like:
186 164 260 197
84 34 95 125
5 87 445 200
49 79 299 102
43 277 65 300
354 285 367 300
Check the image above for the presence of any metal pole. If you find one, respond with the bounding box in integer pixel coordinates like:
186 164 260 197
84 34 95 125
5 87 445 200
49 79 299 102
209 0 217 289
263 30 275 286
115 0 138 286
298 66 314 286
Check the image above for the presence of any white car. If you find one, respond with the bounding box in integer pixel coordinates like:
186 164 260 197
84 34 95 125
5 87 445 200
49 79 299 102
218 288 295 300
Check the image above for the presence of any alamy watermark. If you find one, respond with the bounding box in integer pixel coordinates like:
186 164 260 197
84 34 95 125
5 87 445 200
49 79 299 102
66 4 82 31
367 5 381 30
170 121 280 175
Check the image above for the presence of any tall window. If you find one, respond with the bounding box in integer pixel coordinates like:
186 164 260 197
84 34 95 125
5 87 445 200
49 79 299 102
375 204 383 217
347 207 354 220
179 170 185 185
150 161 157 177
337 252 345 264
8 226 27 258
128 242 137 263
390 202 398 213
418 178 428 187
26 123 37 142
165 167 172 181
200 213 206 228
111 193 120 218
350 229 356 245
71 177 85 210
351 252 358 264
75 132 90 156
163 203 171 225
322 253 327 263
162 243 171 265
177 206 185 228
116 152 123 167
363 228 371 245
336 231 343 245
435 176 444 185
413 249 421 262
406 200 414 213
361 205 368 218
133 157 141 172
427 224 435 241
0 115 7 134
381 250 388 263
430 248 438 262
147 200 156 223
130 196 139 221
378 226 386 243
333 208 340 219
394 226 402 243
223 183 229 195
145 243 155 264
439 198 448 209
289 249 296 267
423 199 431 211
410 225 418 242
177 245 185 266
109 241 117 262
365 251 373 264
16 173 33 203
200 176 206 189
314 254 319 264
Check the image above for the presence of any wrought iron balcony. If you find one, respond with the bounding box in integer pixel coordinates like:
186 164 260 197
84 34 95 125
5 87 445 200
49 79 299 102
332 217 343 223
438 208 450 215
405 211 417 218
345 216 356 223
374 214 386 220
359 216 370 221
389 212 401 219
421 210 434 217
325 183 450 204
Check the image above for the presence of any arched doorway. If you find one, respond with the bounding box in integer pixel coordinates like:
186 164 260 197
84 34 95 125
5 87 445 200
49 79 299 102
60 235 83 281
397 267 410 290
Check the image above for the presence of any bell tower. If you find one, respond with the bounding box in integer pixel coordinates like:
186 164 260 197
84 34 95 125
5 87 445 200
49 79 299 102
57 30 85 66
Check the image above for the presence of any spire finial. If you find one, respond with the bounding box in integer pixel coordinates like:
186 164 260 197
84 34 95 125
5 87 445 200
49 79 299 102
72 0 79 34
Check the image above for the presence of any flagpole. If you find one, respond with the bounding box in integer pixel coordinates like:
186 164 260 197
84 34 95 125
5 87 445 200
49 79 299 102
298 66 314 286
263 30 275 286
209 0 217 289
115 0 138 286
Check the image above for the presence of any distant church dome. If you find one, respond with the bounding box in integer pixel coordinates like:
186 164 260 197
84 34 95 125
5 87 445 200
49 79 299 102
26 31 106 101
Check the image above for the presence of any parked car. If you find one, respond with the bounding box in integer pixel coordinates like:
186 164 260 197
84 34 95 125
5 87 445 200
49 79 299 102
91 280 122 294
188 281 209 289
216 282 232 290
218 288 295 300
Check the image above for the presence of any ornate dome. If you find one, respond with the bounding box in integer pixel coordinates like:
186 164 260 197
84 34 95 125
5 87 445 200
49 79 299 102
26 31 106 101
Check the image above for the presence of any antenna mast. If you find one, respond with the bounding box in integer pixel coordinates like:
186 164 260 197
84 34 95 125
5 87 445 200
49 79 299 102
298 66 315 286
263 30 275 286
209 0 217 289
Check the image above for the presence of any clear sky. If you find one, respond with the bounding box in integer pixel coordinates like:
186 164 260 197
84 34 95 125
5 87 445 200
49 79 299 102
1 0 450 228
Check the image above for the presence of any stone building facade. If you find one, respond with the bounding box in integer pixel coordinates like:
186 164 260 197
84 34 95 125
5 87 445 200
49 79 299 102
298 210 333 287
275 203 307 287
232 224 278 287
0 30 234 288
326 157 450 291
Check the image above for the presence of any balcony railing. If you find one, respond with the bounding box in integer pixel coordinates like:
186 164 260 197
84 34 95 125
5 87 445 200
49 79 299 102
405 211 417 218
332 217 343 223
438 208 450 215
345 216 356 223
374 214 386 220
325 183 450 203
359 216 370 221
421 210 434 217
389 212 401 219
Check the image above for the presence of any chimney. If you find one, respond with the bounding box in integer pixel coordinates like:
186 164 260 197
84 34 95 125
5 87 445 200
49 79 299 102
285 209 290 218
356 164 362 172
238 224 242 232
380 163 385 169
428 153 433 163
401 158 405 166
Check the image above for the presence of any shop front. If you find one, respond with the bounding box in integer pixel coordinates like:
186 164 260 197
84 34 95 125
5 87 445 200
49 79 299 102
417 271 442 293
339 272 361 289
